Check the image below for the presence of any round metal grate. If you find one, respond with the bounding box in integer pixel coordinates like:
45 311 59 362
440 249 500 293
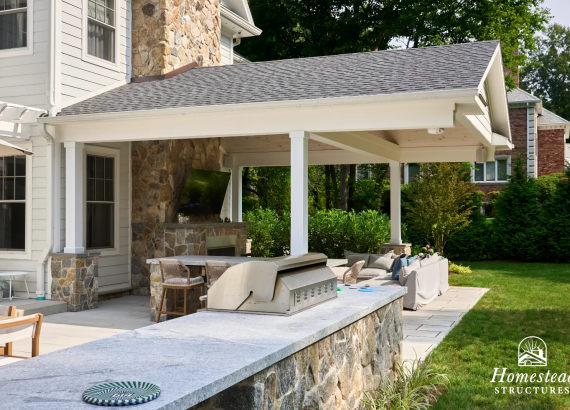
82 381 161 406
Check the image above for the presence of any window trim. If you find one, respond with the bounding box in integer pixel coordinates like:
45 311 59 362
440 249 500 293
0 0 33 58
82 0 121 71
0 147 32 260
472 155 511 184
84 145 120 256
404 163 420 184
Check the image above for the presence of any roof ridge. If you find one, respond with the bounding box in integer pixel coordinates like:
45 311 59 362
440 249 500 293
194 40 500 70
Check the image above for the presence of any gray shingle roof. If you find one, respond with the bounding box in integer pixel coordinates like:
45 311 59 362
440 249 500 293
59 41 500 117
538 108 570 126
507 88 541 103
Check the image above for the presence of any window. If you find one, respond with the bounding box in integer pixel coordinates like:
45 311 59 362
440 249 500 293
407 163 420 183
0 156 26 250
474 158 509 182
86 155 114 249
87 0 115 63
0 0 27 51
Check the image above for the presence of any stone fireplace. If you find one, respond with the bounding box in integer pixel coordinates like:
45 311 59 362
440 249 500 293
205 235 237 256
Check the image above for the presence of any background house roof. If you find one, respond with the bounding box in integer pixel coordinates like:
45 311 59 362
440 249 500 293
507 88 541 104
538 108 570 126
59 41 500 117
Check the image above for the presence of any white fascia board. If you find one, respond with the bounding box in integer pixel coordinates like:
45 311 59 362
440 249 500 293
41 88 476 126
457 114 493 147
492 132 514 150
225 0 254 25
51 97 459 144
479 44 512 141
224 150 387 167
221 7 262 37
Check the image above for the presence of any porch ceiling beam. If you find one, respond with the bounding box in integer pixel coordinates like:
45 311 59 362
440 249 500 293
224 150 387 167
224 145 485 167
310 132 400 162
52 99 458 143
455 112 493 147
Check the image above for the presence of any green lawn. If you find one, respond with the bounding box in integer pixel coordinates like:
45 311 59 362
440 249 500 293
431 262 570 410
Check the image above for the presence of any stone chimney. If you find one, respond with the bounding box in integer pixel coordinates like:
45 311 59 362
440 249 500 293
131 0 222 78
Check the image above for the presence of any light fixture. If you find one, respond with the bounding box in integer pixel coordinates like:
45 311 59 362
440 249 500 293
427 128 444 135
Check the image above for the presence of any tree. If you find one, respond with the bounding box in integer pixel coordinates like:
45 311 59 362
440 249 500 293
521 24 570 121
404 163 476 253
239 0 549 89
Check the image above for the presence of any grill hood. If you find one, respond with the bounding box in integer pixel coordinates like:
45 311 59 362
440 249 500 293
206 253 337 315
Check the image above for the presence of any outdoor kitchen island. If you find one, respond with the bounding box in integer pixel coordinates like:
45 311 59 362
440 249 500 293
0 285 405 410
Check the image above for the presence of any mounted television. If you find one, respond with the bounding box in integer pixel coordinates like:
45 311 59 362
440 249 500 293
178 169 231 215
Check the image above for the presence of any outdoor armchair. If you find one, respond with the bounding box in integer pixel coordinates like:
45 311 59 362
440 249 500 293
331 261 365 285
200 261 231 308
0 313 43 358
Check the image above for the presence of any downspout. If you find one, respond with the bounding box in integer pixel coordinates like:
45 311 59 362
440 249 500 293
35 0 61 300
37 121 55 300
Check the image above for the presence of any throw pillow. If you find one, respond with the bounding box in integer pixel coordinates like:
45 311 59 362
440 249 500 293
391 257 407 281
346 253 370 268
399 258 420 286
368 254 394 271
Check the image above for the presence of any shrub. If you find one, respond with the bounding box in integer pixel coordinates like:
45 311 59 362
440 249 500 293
449 262 472 275
361 354 448 410
493 157 545 260
243 209 290 257
542 167 570 262
445 191 497 260
404 163 477 253
535 172 565 203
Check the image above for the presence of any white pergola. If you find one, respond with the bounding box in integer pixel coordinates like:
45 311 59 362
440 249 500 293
40 42 513 255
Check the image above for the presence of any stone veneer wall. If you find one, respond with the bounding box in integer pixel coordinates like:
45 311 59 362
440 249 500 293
51 255 99 312
131 139 222 295
189 298 403 410
132 0 221 77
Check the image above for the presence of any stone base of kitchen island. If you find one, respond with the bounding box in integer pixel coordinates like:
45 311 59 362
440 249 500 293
190 298 403 410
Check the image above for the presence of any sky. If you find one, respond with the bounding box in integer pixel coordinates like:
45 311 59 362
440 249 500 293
543 0 570 27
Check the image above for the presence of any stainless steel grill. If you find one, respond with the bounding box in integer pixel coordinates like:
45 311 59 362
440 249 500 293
206 253 337 315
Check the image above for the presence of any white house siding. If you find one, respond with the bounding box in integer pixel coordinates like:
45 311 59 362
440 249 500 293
220 35 233 65
60 0 131 105
0 0 49 110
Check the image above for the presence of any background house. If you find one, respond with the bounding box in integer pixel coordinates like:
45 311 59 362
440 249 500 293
404 88 570 194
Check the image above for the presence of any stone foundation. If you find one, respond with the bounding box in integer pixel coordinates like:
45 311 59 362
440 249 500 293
189 298 403 410
50 253 100 312
381 243 412 255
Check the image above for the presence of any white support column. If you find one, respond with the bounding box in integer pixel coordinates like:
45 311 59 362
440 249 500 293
290 131 309 255
231 165 242 223
63 141 85 253
389 161 402 245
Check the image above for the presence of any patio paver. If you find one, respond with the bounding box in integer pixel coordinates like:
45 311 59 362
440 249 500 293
401 286 488 361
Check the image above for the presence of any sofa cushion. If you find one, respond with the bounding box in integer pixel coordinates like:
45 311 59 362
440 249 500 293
346 253 370 268
420 255 439 267
391 255 417 280
358 268 387 279
368 254 394 271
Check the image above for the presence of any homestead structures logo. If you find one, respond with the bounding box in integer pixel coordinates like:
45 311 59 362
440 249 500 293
518 336 547 367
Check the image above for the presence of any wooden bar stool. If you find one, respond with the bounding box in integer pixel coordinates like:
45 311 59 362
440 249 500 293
156 260 205 323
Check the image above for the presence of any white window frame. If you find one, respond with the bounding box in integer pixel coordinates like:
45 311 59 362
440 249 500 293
0 146 32 260
84 145 120 256
82 0 121 71
472 156 511 184
0 0 33 58
404 163 420 184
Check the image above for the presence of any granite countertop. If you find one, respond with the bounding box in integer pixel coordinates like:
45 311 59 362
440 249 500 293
0 286 406 410
146 256 348 266
163 222 252 228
